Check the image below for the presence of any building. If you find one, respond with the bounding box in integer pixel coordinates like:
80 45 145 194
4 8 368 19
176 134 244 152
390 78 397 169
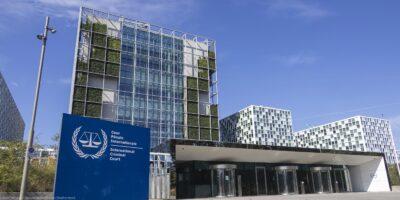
295 116 399 164
153 139 392 199
220 105 295 146
0 71 25 141
69 7 219 148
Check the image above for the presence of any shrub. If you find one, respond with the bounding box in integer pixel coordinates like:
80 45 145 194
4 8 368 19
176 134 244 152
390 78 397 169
187 102 198 114
81 22 91 31
76 60 88 71
91 47 105 60
211 105 218 116
198 68 208 79
200 128 210 140
73 86 86 101
188 114 198 127
89 60 104 74
211 117 219 128
92 22 107 34
85 103 101 117
75 72 87 85
92 33 106 47
107 50 120 63
188 127 199 140
86 88 102 103
198 57 208 68
209 59 216 70
72 101 85 116
187 77 197 89
108 37 121 49
187 89 198 102
211 129 219 141
198 79 209 91
200 116 210 128
106 63 119 76
208 51 215 58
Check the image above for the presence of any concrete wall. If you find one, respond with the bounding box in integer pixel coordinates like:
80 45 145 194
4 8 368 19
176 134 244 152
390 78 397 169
349 157 390 192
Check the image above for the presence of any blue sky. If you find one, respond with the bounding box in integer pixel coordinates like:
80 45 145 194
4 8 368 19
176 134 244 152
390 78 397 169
0 0 399 148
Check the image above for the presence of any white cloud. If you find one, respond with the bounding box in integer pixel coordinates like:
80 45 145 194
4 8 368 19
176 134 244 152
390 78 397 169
0 0 197 24
264 0 333 19
11 81 19 87
58 77 71 85
271 53 319 66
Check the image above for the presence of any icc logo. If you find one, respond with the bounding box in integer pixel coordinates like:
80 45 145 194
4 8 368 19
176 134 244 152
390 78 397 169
72 126 108 159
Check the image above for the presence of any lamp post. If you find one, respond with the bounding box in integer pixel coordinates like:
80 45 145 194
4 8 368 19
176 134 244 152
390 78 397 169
19 16 56 200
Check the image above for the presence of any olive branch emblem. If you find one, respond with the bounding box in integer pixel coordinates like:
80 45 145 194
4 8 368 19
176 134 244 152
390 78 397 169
72 126 108 159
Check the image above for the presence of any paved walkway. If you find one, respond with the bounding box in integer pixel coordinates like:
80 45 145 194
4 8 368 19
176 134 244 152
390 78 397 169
187 192 400 200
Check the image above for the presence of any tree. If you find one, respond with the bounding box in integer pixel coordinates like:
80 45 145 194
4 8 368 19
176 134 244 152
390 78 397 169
0 141 55 192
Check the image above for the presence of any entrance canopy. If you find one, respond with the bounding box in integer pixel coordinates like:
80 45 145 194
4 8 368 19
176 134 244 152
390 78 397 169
155 139 385 166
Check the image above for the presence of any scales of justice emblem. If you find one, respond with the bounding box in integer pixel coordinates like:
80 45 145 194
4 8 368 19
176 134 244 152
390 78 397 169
72 126 108 159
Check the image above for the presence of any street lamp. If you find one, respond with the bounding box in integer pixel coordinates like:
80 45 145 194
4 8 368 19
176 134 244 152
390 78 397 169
19 16 56 200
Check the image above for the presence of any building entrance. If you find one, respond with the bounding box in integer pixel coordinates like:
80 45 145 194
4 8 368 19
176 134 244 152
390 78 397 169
310 167 332 193
275 166 299 195
210 164 237 197
255 166 268 195
333 168 352 192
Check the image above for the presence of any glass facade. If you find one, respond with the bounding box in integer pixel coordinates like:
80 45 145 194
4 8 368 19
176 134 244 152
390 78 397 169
0 71 25 141
70 7 219 148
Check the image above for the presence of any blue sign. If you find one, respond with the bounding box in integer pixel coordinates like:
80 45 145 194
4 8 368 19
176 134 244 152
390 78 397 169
54 114 150 200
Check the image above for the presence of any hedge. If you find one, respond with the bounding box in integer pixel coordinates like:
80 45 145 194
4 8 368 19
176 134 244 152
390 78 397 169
200 116 210 128
187 114 198 127
75 72 87 85
76 60 88 71
187 102 198 114
91 47 105 60
73 86 86 101
209 59 216 70
107 50 120 63
211 117 219 128
92 22 107 34
89 60 104 74
187 89 198 102
208 51 215 59
198 68 208 79
211 105 218 116
188 127 199 140
92 33 106 47
86 88 102 103
187 77 197 89
108 37 121 50
72 101 85 116
200 128 210 140
106 63 119 76
85 103 101 117
198 79 209 91
198 57 208 68
211 129 219 141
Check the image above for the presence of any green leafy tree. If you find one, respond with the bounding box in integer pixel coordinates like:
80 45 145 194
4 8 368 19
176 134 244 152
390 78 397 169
0 141 55 192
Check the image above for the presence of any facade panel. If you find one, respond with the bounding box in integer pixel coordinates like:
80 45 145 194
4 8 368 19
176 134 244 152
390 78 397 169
0 71 25 141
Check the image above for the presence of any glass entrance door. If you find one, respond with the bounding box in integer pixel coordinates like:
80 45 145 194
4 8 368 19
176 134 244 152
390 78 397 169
333 168 352 192
275 166 299 195
310 167 332 194
211 164 237 197
256 167 267 195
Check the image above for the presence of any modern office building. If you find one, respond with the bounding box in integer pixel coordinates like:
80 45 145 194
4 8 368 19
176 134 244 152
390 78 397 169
220 105 295 146
0 71 25 141
69 7 219 148
295 116 399 164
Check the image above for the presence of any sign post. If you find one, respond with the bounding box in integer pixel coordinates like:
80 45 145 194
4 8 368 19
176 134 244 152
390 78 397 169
54 114 150 200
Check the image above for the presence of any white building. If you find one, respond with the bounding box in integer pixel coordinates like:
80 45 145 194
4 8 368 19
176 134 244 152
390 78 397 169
220 105 295 146
295 116 398 164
